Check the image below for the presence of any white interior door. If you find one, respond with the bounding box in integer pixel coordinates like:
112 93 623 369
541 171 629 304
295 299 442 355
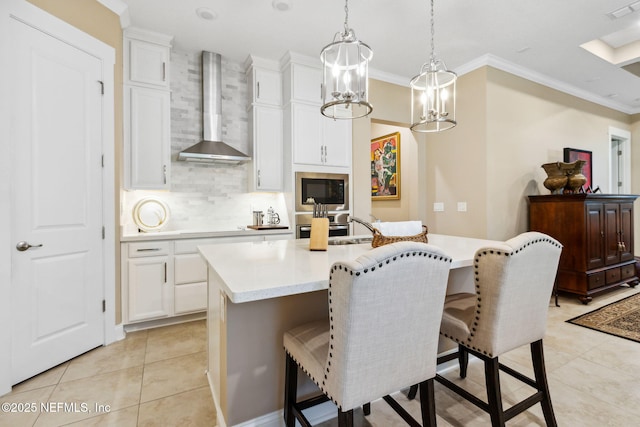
10 17 105 384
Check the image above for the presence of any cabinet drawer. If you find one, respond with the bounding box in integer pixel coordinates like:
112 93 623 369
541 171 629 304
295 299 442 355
605 267 621 284
621 264 636 280
175 253 207 284
128 241 171 257
587 272 605 290
175 282 207 314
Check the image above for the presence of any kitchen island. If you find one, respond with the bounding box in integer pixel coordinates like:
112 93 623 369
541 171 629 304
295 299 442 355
200 234 503 427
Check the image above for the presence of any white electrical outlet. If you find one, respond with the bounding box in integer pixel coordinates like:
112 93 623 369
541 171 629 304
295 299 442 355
457 202 467 212
433 202 444 212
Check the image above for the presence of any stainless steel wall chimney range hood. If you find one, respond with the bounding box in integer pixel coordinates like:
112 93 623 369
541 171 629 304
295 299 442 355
178 51 251 164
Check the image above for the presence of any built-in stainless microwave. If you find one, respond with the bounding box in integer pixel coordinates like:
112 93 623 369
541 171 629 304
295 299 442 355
295 172 349 212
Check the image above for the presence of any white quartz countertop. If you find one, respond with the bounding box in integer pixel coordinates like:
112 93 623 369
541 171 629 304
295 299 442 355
121 227 293 242
199 233 502 304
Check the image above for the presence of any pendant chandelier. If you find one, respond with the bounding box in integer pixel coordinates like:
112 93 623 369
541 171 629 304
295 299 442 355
320 0 373 119
410 0 457 132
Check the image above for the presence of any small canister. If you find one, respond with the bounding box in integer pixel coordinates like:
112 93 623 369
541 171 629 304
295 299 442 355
252 211 264 226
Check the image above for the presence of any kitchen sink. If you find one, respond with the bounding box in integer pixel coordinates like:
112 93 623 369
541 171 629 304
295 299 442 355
327 237 373 245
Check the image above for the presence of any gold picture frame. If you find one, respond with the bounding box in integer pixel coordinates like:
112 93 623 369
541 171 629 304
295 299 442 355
371 132 400 200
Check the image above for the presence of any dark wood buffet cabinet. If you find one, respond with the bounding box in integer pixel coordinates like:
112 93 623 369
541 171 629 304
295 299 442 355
529 194 639 304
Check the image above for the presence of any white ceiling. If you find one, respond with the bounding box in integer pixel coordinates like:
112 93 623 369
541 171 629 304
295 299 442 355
119 0 640 114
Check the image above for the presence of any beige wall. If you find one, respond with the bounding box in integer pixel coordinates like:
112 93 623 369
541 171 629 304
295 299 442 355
361 66 636 244
27 0 123 322
485 67 630 240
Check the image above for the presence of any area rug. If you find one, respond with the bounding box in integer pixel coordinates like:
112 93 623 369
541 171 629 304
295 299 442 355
567 293 640 343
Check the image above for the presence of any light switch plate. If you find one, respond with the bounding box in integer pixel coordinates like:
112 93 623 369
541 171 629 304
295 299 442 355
433 202 444 212
457 202 467 212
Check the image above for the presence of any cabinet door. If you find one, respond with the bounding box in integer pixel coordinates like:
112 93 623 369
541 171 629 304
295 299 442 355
291 64 322 103
619 202 634 263
126 86 170 189
586 203 605 270
292 103 322 165
254 68 282 106
604 203 621 266
128 39 169 88
127 256 171 322
322 116 351 168
253 106 283 191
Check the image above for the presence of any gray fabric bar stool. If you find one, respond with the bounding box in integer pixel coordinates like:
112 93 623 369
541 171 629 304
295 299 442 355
283 241 452 427
413 232 562 426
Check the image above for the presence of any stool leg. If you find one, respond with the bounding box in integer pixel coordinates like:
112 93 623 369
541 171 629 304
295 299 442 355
363 402 371 416
284 353 298 427
419 378 437 427
531 340 557 427
338 409 354 427
407 384 419 400
459 344 469 379
484 357 506 427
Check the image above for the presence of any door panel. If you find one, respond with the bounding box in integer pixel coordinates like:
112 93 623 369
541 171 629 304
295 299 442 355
604 203 621 266
586 203 604 270
10 17 104 384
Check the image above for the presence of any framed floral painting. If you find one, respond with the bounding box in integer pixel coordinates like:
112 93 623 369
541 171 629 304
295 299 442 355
371 132 400 200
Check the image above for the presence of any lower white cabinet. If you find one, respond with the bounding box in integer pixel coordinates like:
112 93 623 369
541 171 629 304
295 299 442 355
122 233 292 324
124 241 172 322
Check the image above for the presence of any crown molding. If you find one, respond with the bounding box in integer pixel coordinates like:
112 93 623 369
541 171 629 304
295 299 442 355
97 0 130 28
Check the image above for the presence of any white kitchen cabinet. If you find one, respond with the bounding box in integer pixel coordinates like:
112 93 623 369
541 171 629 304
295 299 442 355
283 61 322 104
124 28 172 89
291 103 351 168
246 56 282 106
122 233 292 325
124 86 171 189
246 56 284 191
123 28 172 190
282 53 352 170
251 106 283 191
124 241 172 323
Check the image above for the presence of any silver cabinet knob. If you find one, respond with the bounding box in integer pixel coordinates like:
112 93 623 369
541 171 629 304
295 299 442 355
16 241 43 251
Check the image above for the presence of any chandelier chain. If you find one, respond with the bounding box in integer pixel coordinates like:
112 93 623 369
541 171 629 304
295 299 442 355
430 0 436 63
343 0 350 34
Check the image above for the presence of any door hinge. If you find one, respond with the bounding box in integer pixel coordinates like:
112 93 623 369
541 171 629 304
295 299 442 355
98 80 104 95
102 226 105 239
102 299 106 313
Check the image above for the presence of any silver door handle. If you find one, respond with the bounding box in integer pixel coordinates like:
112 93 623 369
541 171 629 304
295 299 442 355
16 241 43 251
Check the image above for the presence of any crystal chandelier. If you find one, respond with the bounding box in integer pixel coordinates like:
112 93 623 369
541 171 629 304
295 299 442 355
320 0 373 119
410 0 457 132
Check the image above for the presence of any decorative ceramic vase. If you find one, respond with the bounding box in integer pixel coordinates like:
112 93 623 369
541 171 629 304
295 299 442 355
541 162 568 194
563 160 586 194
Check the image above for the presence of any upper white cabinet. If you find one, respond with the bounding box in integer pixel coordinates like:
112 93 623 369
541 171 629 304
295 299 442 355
127 39 169 88
246 56 283 191
251 106 283 191
248 64 282 106
283 62 322 104
281 52 352 170
123 28 173 190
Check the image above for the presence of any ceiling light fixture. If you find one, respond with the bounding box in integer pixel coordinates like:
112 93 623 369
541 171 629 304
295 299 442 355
196 7 217 20
272 0 292 12
410 0 457 133
320 0 373 119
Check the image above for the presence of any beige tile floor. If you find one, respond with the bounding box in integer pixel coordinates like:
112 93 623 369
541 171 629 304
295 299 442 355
0 320 215 427
2 286 640 426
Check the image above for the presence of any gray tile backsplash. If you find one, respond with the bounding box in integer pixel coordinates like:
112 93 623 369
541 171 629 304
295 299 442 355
122 50 287 234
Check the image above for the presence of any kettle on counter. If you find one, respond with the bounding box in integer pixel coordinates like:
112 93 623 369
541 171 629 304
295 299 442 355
266 206 280 225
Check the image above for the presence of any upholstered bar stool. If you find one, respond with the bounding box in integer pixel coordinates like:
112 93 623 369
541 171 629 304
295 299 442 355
283 241 452 427
428 232 562 426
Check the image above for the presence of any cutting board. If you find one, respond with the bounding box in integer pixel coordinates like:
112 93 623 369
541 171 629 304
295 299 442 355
247 225 289 230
